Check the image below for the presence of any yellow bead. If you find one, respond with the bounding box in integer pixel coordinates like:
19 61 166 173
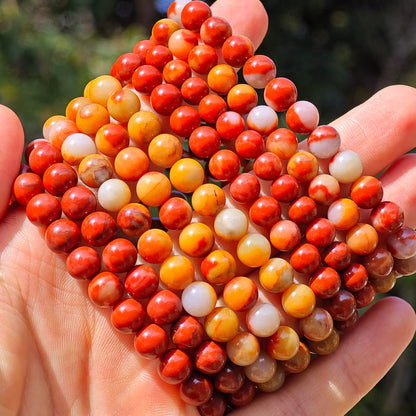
159 255 195 290
281 283 316 318
201 249 236 285
237 233 271 268
87 75 122 107
267 326 300 360
259 258 294 293
136 171 171 207
170 158 205 193
148 133 183 168
192 183 226 216
128 111 162 148
226 332 260 366
204 307 239 342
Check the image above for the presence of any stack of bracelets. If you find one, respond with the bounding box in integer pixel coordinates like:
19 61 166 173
11 1 416 414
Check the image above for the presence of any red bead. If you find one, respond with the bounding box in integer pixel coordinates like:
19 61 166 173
66 246 101 280
150 83 182 116
370 201 404 234
151 18 180 45
198 392 227 416
45 218 80 253
228 378 256 407
145 45 173 71
342 263 368 292
189 126 221 159
42 163 78 196
26 193 62 226
188 44 218 75
171 315 204 350
168 29 198 61
61 186 97 221
229 173 260 204
243 54 277 89
88 271 124 307
162 59 191 87
132 39 155 61
111 298 146 333
253 152 282 180
200 16 232 48
147 289 182 325
214 361 245 393
264 77 298 112
134 323 169 359
290 243 321 274
159 197 193 230
181 77 210 105
324 241 352 270
235 130 265 160
81 211 117 247
222 35 254 67
158 349 193 384
286 100 319 134
138 229 173 263
288 196 318 225
29 142 63 175
271 174 300 202
266 128 298 160
305 218 336 247
350 175 383 209
363 247 394 278
249 196 281 228
208 149 241 181
354 281 376 308
287 151 319 183
125 264 159 299
269 219 301 251
13 172 44 206
181 1 212 31
325 288 357 321
170 105 201 137
102 238 138 273
195 340 227 374
309 267 341 298
116 203 152 237
216 111 245 141
132 64 163 94
199 94 227 124
111 52 142 84
24 138 48 162
180 372 213 407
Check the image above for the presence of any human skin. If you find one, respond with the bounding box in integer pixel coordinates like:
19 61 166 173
0 0 415 415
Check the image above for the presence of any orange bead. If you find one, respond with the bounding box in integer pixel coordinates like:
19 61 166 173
223 276 258 311
66 96 93 121
107 88 141 123
200 249 236 285
227 84 258 114
237 233 271 268
226 332 260 366
48 118 79 149
160 255 195 290
136 171 171 207
346 223 379 255
78 154 113 188
204 307 239 343
267 326 300 360
76 103 110 135
327 198 360 230
207 64 238 95
259 258 294 293
138 229 173 264
95 123 129 157
117 203 151 237
192 184 226 217
148 133 183 168
43 115 67 140
86 75 122 107
168 28 198 60
151 18 180 45
179 222 215 257
114 147 149 181
287 151 319 182
128 110 162 148
281 283 316 318
170 158 205 193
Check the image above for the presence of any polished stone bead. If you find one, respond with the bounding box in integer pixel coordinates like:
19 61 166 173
228 378 256 407
370 201 404 234
111 298 146 333
81 211 117 247
117 203 152 237
102 238 137 273
42 163 78 196
346 223 379 255
307 329 339 355
200 249 236 285
204 307 239 343
182 281 217 317
171 315 204 350
13 172 44 206
61 186 97 221
45 219 80 253
259 257 294 293
256 363 286 393
246 302 281 338
160 255 194 290
329 150 363 183
267 326 300 360
195 340 227 374
98 179 131 213
227 332 260 366
124 265 159 299
307 125 340 159
134 323 169 359
214 208 248 241
237 233 271 268
223 276 258 312
147 289 182 325
88 271 124 307
158 349 193 384
281 283 316 318
66 246 101 280
299 307 334 342
26 193 62 227
180 372 213 407
244 350 277 383
282 342 311 374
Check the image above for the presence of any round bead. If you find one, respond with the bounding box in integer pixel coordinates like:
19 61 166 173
307 125 341 159
198 392 227 416
324 241 353 270
246 105 278 137
287 151 319 182
342 263 369 292
200 16 232 48
326 289 357 321
346 223 379 255
61 133 96 165
136 171 172 207
170 105 201 137
66 246 101 280
125 265 159 299
170 158 204 193
227 84 258 114
26 193 62 227
86 75 122 107
159 197 193 229
102 238 137 273
98 179 131 212
216 111 245 141
329 150 363 183
249 196 281 228
48 119 79 150
223 276 258 312
370 201 404 234
214 362 245 393
151 18 180 45
229 173 260 204
306 217 336 247
264 77 297 112
45 219 80 253
78 154 113 188
115 147 149 182
286 100 319 134
76 103 110 136
159 255 194 290
128 110 162 147
290 243 321 274
214 208 248 241
29 142 63 176
257 364 286 393
88 272 124 307
111 298 146 333
243 55 276 89
132 39 155 62
371 271 397 293
228 379 256 407
269 220 301 251
145 45 173 71
309 267 341 299
307 329 340 355
195 341 227 375
222 35 254 67
137 228 173 263
150 83 182 116
235 130 266 160
132 65 163 94
237 233 271 268
387 227 416 259
171 315 204 350
188 44 218 75
192 184 225 217
81 211 117 247
61 186 97 221
107 88 141 123
158 349 192 385
204 307 239 343
201 249 236 285
181 0 212 31
271 174 300 202
363 247 394 279
267 326 300 360
147 290 182 325
181 77 210 105
282 342 311 374
266 128 298 160
148 133 183 168
288 196 318 225
182 281 217 317
354 282 376 308
189 126 221 159
168 28 198 60
208 149 241 181
259 257 294 293
66 97 92 121
350 175 383 209
43 115 66 140
227 332 260 366
180 373 213 407
199 94 227 124
110 52 142 84
167 0 192 24
134 324 169 359
246 303 280 338
179 222 215 257
308 174 340 206
282 283 316 318
327 198 360 230
95 123 129 158
207 64 238 95
13 172 44 206
299 307 334 341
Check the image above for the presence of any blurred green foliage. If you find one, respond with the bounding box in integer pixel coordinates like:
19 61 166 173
0 0 415 414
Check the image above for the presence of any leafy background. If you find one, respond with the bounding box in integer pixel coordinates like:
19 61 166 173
0 0 415 414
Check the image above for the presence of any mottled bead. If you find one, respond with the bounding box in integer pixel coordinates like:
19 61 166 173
159 255 194 290
207 64 238 96
227 84 258 114
342 263 369 292
110 52 142 84
267 326 300 360
180 373 213 407
256 364 286 393
128 110 162 147
125 264 159 299
299 307 334 342
204 307 239 343
329 150 363 183
168 28 198 60
169 105 201 137
201 249 236 285
326 289 356 321
195 341 227 374
29 142 63 176
102 238 137 273
170 158 205 193
189 126 221 159
290 243 321 274
269 219 301 251
179 222 215 257
136 171 172 207
259 257 294 293
147 289 182 325
132 64 163 94
66 246 101 280
252 152 282 181
246 105 278 137
192 183 226 217
145 45 173 71
354 281 376 308
106 89 141 123
223 276 258 311
198 392 227 416
327 198 360 230
249 196 281 228
78 154 113 188
88 271 124 307
216 111 245 141
61 133 96 165
26 193 62 227
309 267 341 299
288 196 318 225
287 151 319 182
208 149 241 181
308 174 340 206
98 179 131 212
200 16 232 48
306 217 336 247
324 241 353 270
147 133 183 169
158 349 192 384
243 55 276 89
264 77 297 112
371 270 397 293
188 44 218 75
75 103 110 136
286 100 319 134
307 125 340 159
229 173 260 204
307 329 339 355
48 118 80 149
387 227 416 259
346 223 379 255
134 323 169 359
363 247 394 279
116 203 151 237
214 362 245 393
214 208 248 241
266 128 298 160
228 379 257 406
181 77 210 105
61 186 97 221
182 281 217 317
167 0 192 24
395 255 416 276
237 233 271 268
13 172 44 206
85 74 122 107
282 342 311 374
226 332 260 366
137 229 173 264
282 283 316 318
181 0 212 31
222 34 254 67
244 350 277 383
370 201 404 234
151 18 180 45
45 219 80 253
171 315 204 350
199 94 227 124
81 211 117 247
159 197 193 229
111 298 146 333
350 175 383 209
271 174 300 202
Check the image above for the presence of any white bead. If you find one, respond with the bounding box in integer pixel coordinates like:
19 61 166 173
214 208 248 241
287 100 319 133
182 281 217 317
246 105 278 136
246 303 280 337
98 179 131 212
307 125 340 159
61 133 96 165
329 150 363 183
244 350 277 383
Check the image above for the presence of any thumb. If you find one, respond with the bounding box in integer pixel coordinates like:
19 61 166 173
0 104 25 219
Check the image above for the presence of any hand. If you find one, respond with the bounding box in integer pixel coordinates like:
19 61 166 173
0 1 415 415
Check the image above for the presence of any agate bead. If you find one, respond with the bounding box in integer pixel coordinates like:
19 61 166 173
88 272 124 307
195 341 227 374
214 208 248 241
243 55 276 89
158 349 193 384
111 298 146 333
135 324 169 359
66 246 101 280
307 125 340 159
102 238 138 273
159 255 194 290
98 179 131 212
329 150 363 183
125 265 159 299
286 100 319 134
171 315 204 350
281 283 316 318
45 219 80 253
204 307 239 343
246 303 281 338
180 373 213 407
81 211 117 247
26 193 62 227
226 332 260 366
182 281 217 317
192 184 226 217
61 186 97 221
147 290 182 325
267 326 300 360
13 172 44 206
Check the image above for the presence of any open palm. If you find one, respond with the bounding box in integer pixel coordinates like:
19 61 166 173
1 1 415 415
